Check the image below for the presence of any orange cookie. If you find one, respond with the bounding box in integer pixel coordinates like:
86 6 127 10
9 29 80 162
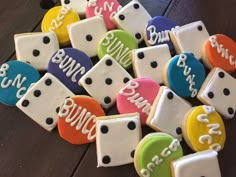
58 95 105 145
203 34 236 73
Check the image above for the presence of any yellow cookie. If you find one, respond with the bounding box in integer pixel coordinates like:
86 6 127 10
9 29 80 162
182 105 226 152
41 6 80 46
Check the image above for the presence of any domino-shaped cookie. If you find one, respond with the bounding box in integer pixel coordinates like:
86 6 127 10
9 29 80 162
61 0 87 15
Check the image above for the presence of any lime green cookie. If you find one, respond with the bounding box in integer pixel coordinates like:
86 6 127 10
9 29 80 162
134 133 183 177
98 30 137 69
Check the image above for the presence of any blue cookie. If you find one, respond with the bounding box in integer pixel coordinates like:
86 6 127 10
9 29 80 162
165 53 206 98
145 16 176 55
48 48 93 94
0 61 40 106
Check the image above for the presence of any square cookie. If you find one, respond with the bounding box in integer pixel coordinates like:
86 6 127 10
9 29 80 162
61 0 87 15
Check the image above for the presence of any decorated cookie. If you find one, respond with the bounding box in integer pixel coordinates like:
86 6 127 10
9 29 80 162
98 30 137 69
67 16 107 57
14 32 59 70
144 16 177 55
0 61 40 106
117 78 160 125
41 5 80 46
96 113 141 167
131 44 171 84
16 73 74 131
146 86 192 139
61 0 87 15
197 67 236 119
48 48 93 94
170 21 209 59
86 0 122 30
182 105 226 152
202 34 236 73
112 0 151 43
171 150 221 177
164 53 206 98
79 55 133 109
134 133 183 177
58 95 105 144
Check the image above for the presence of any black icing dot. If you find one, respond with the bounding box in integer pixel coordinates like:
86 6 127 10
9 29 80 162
228 107 234 115
33 90 41 97
135 33 142 40
101 125 109 134
198 25 203 31
56 107 60 113
119 14 125 20
127 121 136 130
223 88 230 96
105 78 112 85
218 72 225 78
104 96 111 104
133 3 140 9
43 36 50 44
86 34 93 41
207 91 214 99
167 92 174 99
123 77 130 83
46 118 54 125
150 61 158 68
22 100 29 107
130 150 135 158
64 0 70 4
85 78 92 85
45 79 52 86
102 156 111 164
137 52 144 59
105 59 112 66
176 127 182 135
33 49 40 57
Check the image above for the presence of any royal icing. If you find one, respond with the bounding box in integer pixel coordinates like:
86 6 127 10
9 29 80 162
113 0 151 43
58 96 105 144
41 6 80 46
183 105 226 152
131 44 171 84
0 61 40 106
134 133 183 177
96 113 141 167
61 0 87 15
98 30 137 69
117 78 160 125
86 0 122 30
203 34 236 73
146 86 192 139
48 48 93 94
165 53 206 98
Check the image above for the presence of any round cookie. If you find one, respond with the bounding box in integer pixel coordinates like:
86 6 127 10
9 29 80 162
164 53 206 98
134 132 183 177
202 34 236 73
182 105 226 152
86 0 122 30
58 95 105 145
48 48 93 94
98 29 138 69
117 78 160 125
41 6 80 46
0 61 40 106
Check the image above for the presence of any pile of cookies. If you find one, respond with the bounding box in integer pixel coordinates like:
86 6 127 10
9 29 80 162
0 0 235 176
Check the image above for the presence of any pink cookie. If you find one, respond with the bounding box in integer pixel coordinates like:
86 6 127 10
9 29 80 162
86 0 122 30
117 78 160 125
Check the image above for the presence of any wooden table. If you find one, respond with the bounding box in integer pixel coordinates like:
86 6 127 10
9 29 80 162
0 0 235 177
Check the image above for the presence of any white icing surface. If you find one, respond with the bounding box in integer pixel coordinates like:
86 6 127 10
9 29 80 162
61 0 87 15
14 32 59 71
148 86 191 138
172 150 221 177
96 113 141 167
68 16 107 57
16 73 74 131
132 44 171 84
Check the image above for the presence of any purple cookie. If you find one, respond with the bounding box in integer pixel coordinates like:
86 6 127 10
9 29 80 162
48 48 93 94
145 16 176 55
